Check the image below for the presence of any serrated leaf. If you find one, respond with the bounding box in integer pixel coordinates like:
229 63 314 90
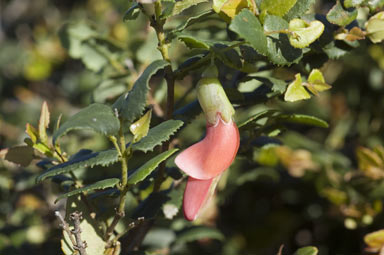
229 9 268 56
366 11 384 43
123 2 140 21
260 0 297 19
130 109 152 143
293 246 318 255
132 120 183 152
36 149 118 182
326 1 357 27
264 15 303 65
284 0 316 20
288 19 324 48
39 101 50 144
129 149 178 185
334 27 366 41
55 178 120 203
284 73 311 102
113 60 169 124
278 114 329 128
53 103 120 143
306 69 331 94
173 226 225 245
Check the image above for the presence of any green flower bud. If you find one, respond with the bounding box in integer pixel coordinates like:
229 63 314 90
197 77 235 124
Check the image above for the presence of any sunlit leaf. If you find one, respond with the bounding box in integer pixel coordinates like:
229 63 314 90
38 101 50 144
284 0 316 20
213 0 257 21
130 109 152 143
326 1 357 26
26 123 38 143
344 0 364 8
123 2 140 21
366 11 384 43
128 149 178 185
334 27 366 41
293 246 318 255
364 230 384 249
53 103 120 143
55 178 120 203
284 73 311 102
305 69 331 95
260 0 297 21
278 114 329 128
288 19 324 48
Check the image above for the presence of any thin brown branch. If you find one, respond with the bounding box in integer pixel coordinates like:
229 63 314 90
70 211 88 255
55 211 76 247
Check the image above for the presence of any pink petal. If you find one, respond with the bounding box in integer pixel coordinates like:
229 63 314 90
183 177 213 221
175 116 239 180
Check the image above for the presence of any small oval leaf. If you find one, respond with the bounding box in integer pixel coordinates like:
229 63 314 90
288 19 324 48
284 73 311 102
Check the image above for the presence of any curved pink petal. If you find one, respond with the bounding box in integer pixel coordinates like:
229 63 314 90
183 177 213 221
175 116 240 180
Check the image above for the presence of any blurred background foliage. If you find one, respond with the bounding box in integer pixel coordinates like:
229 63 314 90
1 0 384 254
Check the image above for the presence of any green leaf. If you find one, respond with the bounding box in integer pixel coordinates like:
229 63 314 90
306 68 331 94
366 11 384 43
213 0 258 21
170 10 213 36
132 120 184 152
326 1 358 27
284 0 316 20
130 109 152 143
284 73 311 102
288 19 324 48
344 0 364 8
177 34 210 49
229 9 268 56
55 178 120 203
260 0 297 19
113 60 169 124
38 101 50 144
53 103 120 143
123 2 140 21
129 149 178 185
293 246 318 255
238 109 279 129
173 226 225 245
171 0 208 17
4 146 34 167
61 196 105 255
132 191 170 219
93 78 127 103
36 149 118 183
263 15 302 65
278 114 329 128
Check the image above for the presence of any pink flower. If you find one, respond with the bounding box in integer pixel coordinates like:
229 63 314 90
175 75 239 221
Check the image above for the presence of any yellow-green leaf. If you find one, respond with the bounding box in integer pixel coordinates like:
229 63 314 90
364 229 384 248
38 101 50 144
366 11 384 43
213 0 257 21
294 246 318 255
26 123 38 143
284 73 311 102
306 69 331 95
130 109 152 143
288 19 324 48
260 0 297 20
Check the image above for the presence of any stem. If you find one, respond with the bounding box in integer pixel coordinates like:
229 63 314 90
105 122 131 242
70 211 88 255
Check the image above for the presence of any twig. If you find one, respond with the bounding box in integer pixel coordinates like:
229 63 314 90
55 211 77 247
70 211 88 255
